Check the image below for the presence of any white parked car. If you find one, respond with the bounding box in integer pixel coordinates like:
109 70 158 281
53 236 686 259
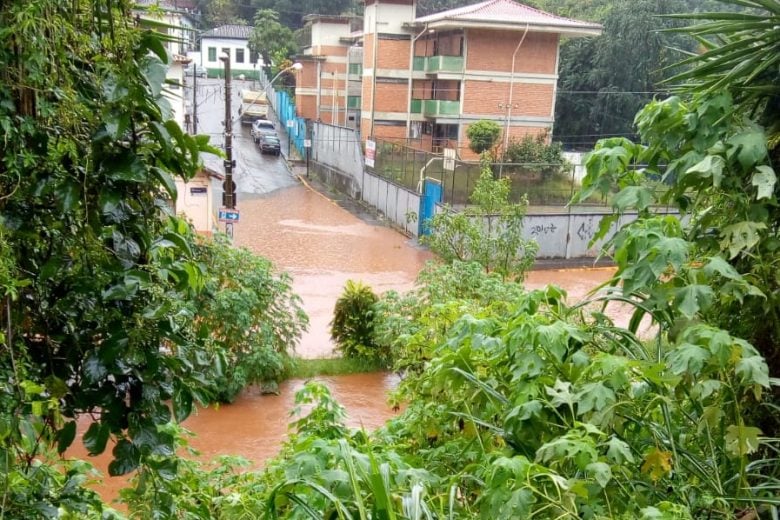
251 120 276 142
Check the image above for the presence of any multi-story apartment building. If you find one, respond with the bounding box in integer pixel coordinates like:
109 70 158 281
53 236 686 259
296 16 363 129
295 0 600 158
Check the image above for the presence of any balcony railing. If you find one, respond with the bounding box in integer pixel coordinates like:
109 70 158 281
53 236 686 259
425 55 464 74
421 99 460 117
411 55 464 73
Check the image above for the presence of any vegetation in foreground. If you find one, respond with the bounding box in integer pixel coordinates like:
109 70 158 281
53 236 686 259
1 0 779 518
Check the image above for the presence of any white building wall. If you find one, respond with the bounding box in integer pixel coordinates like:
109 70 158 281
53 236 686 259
175 172 215 234
363 3 415 34
312 21 352 47
201 37 260 72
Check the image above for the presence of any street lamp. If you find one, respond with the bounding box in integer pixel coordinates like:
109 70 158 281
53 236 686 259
265 61 303 92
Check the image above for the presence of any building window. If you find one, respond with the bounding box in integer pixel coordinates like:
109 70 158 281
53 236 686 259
222 48 231 61
236 48 245 63
208 47 217 62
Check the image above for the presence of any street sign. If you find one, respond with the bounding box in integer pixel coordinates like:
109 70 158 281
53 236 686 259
365 139 376 168
443 147 456 172
218 208 240 222
304 139 312 148
286 119 294 128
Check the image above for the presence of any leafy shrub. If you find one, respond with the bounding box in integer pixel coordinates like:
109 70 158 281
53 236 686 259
194 234 308 403
422 158 538 279
466 120 502 154
330 280 390 366
373 260 526 377
503 132 568 181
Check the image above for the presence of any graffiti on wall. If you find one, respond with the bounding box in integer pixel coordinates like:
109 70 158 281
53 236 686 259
576 218 596 241
529 222 558 237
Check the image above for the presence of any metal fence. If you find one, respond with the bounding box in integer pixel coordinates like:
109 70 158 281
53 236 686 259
263 72 307 157
369 140 603 208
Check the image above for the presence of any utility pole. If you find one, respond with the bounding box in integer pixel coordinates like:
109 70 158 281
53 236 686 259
192 62 198 134
220 53 236 238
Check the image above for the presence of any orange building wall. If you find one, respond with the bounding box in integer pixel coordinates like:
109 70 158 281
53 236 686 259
466 30 558 74
361 117 373 140
373 124 407 141
374 83 407 112
363 34 375 69
297 95 317 120
462 81 554 118
412 80 432 99
376 39 411 69
361 78 373 113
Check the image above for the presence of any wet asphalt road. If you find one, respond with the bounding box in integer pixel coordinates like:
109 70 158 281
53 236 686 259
189 78 297 204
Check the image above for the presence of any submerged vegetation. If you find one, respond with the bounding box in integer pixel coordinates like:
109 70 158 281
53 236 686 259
1 0 779 518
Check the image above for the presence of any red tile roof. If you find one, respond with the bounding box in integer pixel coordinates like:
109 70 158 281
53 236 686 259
415 0 601 34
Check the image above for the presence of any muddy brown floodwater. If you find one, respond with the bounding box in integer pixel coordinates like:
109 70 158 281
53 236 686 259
233 184 434 358
70 180 621 506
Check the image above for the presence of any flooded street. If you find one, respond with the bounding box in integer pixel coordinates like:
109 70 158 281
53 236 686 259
234 184 433 357
72 83 622 504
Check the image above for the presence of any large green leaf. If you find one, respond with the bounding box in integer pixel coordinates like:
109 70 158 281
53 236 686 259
719 221 767 258
83 422 110 456
674 284 714 318
751 165 777 200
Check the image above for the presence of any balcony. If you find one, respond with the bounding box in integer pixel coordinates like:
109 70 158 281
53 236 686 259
425 55 464 74
421 99 460 117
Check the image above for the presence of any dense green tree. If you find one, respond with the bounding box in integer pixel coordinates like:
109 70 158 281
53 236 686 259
466 120 502 154
0 0 220 513
199 0 247 26
249 0 358 29
249 9 298 70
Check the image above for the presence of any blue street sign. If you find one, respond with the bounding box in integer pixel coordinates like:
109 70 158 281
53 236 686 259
218 208 240 222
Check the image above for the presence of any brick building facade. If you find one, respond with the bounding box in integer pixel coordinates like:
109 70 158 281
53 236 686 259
295 0 600 158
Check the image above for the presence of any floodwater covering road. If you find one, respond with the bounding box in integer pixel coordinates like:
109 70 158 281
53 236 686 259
71 80 621 504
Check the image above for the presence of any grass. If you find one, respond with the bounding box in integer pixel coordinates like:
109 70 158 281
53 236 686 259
289 357 388 379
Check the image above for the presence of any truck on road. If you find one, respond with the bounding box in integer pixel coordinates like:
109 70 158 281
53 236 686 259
239 90 268 124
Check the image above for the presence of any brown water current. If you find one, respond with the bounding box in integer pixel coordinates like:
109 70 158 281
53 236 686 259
70 180 626 505
233 185 434 358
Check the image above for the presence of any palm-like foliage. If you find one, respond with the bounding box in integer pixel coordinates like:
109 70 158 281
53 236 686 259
664 0 780 150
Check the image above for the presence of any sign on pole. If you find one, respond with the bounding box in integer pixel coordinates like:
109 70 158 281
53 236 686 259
365 139 376 168
286 119 294 128
443 147 456 172
304 139 312 148
218 208 240 222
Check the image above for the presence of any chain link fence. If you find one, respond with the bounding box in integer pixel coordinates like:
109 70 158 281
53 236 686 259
369 139 609 208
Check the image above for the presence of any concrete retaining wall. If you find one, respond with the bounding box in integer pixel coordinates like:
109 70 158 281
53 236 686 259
311 122 364 192
362 171 420 237
432 205 677 259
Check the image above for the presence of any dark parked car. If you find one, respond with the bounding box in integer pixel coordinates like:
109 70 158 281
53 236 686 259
258 134 281 156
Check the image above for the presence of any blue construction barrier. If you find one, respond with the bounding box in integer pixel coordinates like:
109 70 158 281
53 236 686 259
419 178 443 236
274 90 306 157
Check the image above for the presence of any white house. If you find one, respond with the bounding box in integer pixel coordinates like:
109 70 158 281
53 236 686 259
200 25 262 79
